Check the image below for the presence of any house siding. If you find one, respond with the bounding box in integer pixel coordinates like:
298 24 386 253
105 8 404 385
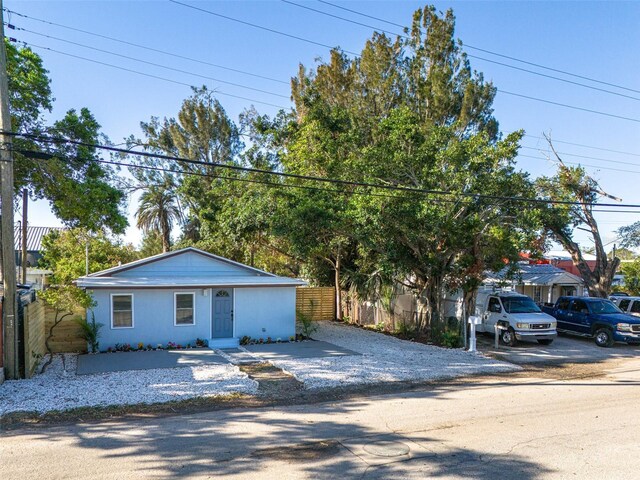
92 288 211 348
234 287 296 340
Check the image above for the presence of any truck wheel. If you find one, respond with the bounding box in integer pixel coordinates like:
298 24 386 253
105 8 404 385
594 328 614 348
537 339 554 346
501 328 517 347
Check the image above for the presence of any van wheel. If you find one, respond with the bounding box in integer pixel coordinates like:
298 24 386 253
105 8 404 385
500 328 517 347
537 339 554 346
594 328 614 348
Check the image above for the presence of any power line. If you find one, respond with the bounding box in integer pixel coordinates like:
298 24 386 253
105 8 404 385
168 0 360 56
285 1 640 102
13 40 289 110
11 26 290 99
13 146 640 215
522 134 640 158
170 0 640 123
518 153 640 175
497 90 640 123
520 146 638 167
2 8 289 85
317 0 640 95
7 130 640 209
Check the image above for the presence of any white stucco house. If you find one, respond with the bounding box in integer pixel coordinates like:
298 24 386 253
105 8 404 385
76 247 306 349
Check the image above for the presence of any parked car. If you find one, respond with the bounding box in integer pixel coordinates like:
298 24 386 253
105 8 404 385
476 291 557 346
542 296 640 347
610 296 640 317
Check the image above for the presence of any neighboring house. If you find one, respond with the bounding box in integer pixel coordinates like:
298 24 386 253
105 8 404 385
14 225 65 289
76 247 306 349
484 263 584 304
544 249 597 277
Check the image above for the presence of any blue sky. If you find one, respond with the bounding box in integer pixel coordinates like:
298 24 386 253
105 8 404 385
6 0 640 250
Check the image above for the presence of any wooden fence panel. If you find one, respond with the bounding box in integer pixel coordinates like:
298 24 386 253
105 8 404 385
44 306 87 354
23 301 46 377
296 287 336 321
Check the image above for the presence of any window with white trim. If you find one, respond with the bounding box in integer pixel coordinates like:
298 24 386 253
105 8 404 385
175 292 195 325
112 294 133 328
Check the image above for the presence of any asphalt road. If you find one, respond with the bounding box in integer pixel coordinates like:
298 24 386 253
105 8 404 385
3 357 640 480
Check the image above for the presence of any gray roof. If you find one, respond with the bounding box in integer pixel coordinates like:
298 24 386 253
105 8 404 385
14 225 64 252
485 263 583 286
77 247 306 289
76 275 306 289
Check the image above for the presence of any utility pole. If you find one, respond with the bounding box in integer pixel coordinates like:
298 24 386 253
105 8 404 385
0 2 20 379
22 189 27 284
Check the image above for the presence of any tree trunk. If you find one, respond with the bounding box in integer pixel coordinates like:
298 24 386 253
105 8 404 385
335 252 342 320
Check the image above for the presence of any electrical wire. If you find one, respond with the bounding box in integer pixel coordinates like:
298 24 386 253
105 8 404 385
317 0 640 95
11 26 289 99
7 130 640 209
284 0 640 102
13 40 290 110
12 146 640 215
170 0 640 123
2 7 288 85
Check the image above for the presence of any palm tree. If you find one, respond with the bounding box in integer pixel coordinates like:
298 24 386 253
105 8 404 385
135 183 181 253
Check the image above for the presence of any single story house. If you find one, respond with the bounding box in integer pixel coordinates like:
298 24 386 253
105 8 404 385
76 247 306 349
484 263 584 304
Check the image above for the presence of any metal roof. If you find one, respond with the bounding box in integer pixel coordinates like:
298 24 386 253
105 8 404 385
485 263 583 286
87 246 276 278
14 225 64 252
76 275 306 289
77 247 306 289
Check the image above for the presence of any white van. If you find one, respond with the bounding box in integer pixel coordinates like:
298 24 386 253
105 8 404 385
610 296 640 317
475 291 557 346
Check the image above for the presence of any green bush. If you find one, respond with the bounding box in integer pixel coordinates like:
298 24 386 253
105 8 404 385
297 309 318 339
76 311 103 353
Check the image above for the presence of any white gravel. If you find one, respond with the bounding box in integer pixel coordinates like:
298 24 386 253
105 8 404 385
0 354 258 416
272 322 520 389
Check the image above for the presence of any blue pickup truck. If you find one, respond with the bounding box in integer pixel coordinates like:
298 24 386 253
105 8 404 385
542 296 640 347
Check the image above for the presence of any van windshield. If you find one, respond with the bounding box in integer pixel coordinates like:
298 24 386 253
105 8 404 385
588 300 621 315
501 297 541 314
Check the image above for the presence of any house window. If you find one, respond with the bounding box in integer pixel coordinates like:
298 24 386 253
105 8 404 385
175 292 195 326
111 294 133 328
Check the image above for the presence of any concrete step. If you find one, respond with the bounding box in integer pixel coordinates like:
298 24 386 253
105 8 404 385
208 338 240 349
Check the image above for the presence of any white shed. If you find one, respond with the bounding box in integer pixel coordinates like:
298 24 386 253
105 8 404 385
76 247 306 349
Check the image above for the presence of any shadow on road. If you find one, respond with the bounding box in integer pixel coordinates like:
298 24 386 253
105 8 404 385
6 395 553 479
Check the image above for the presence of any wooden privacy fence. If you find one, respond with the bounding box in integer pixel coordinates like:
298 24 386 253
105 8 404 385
44 306 87 354
296 287 336 321
23 300 46 377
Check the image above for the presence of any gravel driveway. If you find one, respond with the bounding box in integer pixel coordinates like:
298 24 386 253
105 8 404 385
0 354 257 416
269 322 520 389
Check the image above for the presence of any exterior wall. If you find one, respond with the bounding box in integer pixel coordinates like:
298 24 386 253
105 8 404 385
234 287 296 340
91 288 211 349
115 251 256 278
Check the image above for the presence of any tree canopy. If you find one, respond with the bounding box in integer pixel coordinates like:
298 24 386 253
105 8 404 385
7 40 128 234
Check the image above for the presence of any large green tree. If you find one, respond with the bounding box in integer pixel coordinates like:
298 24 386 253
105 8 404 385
7 40 127 233
267 5 534 325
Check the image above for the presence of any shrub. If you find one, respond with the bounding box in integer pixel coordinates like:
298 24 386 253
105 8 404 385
137 342 145 351
396 322 416 337
289 335 296 342
75 311 103 353
240 336 251 345
195 338 207 348
297 309 318 339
